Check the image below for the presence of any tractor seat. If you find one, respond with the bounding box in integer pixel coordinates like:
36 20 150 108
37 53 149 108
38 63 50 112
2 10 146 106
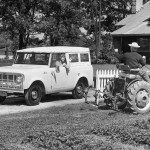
118 65 139 72
118 65 140 79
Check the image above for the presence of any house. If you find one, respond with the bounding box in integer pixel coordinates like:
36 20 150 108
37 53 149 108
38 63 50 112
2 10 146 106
111 0 150 63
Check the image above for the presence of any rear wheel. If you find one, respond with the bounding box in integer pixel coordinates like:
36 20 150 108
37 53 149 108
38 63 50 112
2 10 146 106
0 96 6 103
104 79 127 109
25 84 42 106
72 81 85 99
127 81 150 114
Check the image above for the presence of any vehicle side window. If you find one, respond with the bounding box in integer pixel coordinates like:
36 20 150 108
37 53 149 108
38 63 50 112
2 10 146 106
69 54 78 62
51 53 57 67
51 53 62 67
80 53 89 62
16 53 24 63
30 53 50 65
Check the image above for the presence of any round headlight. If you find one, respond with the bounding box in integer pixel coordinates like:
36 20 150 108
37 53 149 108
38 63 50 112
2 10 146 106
16 76 23 83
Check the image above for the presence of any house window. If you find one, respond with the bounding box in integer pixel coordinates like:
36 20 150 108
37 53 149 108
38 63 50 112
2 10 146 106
137 37 150 52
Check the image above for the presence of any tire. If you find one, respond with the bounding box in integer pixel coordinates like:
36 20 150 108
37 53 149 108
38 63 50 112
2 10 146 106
127 81 150 114
72 81 85 99
0 96 6 103
104 79 127 109
25 84 42 106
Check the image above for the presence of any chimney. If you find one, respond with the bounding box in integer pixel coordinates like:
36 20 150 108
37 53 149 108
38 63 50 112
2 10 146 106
131 0 143 14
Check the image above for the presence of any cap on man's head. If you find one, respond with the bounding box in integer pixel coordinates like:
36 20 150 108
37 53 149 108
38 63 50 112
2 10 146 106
128 42 140 48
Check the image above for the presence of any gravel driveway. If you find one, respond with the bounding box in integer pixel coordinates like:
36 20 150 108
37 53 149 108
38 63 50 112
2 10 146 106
0 90 95 115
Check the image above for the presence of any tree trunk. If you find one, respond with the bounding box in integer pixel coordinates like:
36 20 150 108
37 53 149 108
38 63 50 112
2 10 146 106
19 33 24 50
19 29 27 50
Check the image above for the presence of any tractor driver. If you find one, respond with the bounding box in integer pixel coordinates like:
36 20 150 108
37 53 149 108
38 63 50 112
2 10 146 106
115 42 150 84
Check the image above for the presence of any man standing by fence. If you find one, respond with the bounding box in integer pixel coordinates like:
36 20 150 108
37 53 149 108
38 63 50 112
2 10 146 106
115 42 150 84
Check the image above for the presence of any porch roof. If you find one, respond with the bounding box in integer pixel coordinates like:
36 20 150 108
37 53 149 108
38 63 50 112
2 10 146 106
112 1 150 36
112 21 150 36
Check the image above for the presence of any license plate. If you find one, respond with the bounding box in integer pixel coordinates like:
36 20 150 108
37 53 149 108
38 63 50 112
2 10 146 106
0 91 7 97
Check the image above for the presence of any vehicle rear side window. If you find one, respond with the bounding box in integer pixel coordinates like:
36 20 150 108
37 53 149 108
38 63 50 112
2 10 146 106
15 53 50 65
80 53 89 62
69 54 79 62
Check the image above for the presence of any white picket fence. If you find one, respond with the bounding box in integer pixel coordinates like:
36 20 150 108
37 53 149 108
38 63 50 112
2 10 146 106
96 69 119 93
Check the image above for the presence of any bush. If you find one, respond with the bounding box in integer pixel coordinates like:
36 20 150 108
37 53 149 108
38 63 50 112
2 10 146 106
91 34 119 64
0 58 13 65
89 118 150 148
21 129 126 150
22 129 87 150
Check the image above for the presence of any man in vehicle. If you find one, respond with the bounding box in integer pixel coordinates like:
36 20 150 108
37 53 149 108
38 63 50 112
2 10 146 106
115 42 150 84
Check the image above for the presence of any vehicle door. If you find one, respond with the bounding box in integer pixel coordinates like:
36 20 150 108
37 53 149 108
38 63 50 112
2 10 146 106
65 53 79 89
50 53 69 92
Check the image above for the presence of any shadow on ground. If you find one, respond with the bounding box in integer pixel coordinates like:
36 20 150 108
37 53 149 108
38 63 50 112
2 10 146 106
2 92 75 106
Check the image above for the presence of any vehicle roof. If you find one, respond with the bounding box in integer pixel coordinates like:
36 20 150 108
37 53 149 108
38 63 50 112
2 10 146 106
17 46 89 53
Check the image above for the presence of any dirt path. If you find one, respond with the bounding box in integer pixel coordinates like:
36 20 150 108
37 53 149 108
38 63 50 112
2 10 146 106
0 90 96 115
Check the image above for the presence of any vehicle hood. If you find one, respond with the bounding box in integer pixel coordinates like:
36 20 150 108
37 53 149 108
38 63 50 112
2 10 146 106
0 64 48 74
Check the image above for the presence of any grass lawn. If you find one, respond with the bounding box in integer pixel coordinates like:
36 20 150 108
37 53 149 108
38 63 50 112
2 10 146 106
0 103 150 150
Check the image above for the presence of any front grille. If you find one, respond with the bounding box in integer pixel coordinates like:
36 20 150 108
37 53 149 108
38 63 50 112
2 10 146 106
0 73 23 90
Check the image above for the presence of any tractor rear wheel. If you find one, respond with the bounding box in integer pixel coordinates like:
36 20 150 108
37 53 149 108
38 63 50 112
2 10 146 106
104 79 127 109
127 81 150 114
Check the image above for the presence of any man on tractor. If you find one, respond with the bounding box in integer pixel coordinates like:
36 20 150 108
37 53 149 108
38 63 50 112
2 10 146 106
115 42 150 84
103 42 150 114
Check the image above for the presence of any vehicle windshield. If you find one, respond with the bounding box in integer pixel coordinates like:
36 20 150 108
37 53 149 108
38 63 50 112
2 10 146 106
14 53 50 65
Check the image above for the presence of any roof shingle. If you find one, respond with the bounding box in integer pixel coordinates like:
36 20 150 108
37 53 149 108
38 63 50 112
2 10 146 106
112 1 150 36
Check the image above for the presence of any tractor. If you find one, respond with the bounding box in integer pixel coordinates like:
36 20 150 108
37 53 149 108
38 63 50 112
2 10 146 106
103 64 150 114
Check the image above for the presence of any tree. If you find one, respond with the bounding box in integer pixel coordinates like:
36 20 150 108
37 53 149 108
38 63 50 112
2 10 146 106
36 0 84 46
0 0 133 58
79 0 132 59
82 0 132 33
0 0 43 50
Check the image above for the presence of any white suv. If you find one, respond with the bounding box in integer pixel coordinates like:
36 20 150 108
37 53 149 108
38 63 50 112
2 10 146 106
0 46 93 105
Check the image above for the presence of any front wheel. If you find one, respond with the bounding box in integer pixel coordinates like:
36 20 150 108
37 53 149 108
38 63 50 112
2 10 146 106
72 81 85 99
127 81 150 114
25 84 42 106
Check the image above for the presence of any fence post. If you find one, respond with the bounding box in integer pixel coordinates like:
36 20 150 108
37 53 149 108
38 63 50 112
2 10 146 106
96 69 118 93
100 70 103 92
96 70 99 90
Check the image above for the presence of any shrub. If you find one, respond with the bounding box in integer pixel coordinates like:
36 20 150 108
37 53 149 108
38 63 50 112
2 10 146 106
22 129 85 150
21 129 124 150
89 118 150 148
0 58 13 65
